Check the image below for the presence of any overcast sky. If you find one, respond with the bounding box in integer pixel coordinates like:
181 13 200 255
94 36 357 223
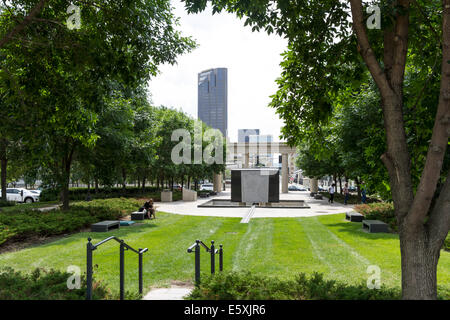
147 0 288 142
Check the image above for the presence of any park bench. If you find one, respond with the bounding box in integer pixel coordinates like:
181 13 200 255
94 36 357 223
119 221 135 226
91 220 120 232
345 211 364 222
362 220 389 233
131 211 146 220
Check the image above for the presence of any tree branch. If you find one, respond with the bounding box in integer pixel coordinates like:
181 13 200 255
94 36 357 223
427 169 450 248
0 0 50 49
407 0 450 226
349 0 392 97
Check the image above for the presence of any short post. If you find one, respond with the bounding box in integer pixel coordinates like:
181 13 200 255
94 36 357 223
120 241 125 300
210 240 215 274
195 240 200 285
138 248 143 295
86 238 93 300
219 244 223 272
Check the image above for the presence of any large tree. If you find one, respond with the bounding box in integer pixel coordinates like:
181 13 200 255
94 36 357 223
0 1 195 209
183 0 449 299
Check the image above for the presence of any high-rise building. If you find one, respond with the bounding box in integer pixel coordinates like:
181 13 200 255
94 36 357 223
238 129 260 143
198 68 228 136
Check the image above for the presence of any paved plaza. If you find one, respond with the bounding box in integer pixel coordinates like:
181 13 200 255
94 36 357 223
156 188 354 219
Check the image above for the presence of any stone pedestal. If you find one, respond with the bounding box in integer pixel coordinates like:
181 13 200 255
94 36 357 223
213 173 222 193
310 178 319 193
182 188 197 201
161 190 173 202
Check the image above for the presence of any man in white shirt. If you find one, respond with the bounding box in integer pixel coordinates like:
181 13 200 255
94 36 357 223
328 184 335 203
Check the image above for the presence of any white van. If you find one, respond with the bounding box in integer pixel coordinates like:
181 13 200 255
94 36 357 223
0 188 40 203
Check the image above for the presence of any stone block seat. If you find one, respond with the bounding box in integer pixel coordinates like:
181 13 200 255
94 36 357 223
362 220 389 233
346 211 364 222
91 220 120 232
131 211 146 220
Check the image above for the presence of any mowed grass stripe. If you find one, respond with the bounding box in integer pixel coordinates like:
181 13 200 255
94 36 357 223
231 219 274 273
270 218 326 277
300 216 371 284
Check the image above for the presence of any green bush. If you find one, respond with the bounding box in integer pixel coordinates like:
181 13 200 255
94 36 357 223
0 200 16 208
0 205 125 246
354 203 397 231
444 234 450 252
319 192 380 205
40 186 182 202
187 271 401 300
0 267 111 300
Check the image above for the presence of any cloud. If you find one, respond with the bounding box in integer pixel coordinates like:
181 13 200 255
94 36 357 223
147 0 288 142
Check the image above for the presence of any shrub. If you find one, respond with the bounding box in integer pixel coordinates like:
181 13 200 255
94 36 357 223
0 205 125 247
0 267 111 300
319 192 380 205
444 234 450 252
0 200 16 208
354 202 397 232
39 186 182 202
187 271 401 300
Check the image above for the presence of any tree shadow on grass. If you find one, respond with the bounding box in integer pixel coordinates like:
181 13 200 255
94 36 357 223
4 221 160 254
323 220 399 241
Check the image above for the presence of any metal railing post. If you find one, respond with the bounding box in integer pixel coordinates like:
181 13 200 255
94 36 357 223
219 244 223 272
86 238 93 300
195 240 200 285
138 248 143 295
120 240 125 300
210 240 215 274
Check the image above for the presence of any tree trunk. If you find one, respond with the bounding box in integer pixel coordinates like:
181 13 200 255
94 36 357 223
399 224 441 300
338 175 342 195
0 140 7 201
1 157 7 201
94 178 99 194
122 167 127 195
61 147 75 211
142 176 146 193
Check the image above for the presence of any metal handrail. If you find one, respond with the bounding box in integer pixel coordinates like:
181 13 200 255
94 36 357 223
86 236 148 300
187 239 223 285
91 236 148 255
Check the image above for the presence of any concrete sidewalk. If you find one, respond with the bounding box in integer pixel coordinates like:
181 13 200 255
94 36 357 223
156 190 354 218
143 286 193 300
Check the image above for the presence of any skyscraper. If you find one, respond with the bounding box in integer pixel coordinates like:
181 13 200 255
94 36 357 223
198 68 228 136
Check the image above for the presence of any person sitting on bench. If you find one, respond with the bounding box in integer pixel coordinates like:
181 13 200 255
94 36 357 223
143 198 156 219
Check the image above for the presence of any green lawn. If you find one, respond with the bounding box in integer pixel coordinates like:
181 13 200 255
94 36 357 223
0 207 449 298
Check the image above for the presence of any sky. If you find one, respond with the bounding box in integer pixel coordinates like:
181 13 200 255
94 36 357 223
147 0 289 142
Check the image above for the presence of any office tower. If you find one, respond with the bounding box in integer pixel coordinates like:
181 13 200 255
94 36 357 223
238 129 260 143
198 68 228 136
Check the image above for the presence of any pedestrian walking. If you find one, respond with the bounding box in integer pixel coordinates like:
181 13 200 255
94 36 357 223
344 183 349 205
328 184 335 203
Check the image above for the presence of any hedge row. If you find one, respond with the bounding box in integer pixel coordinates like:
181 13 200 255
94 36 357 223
0 205 125 247
0 267 111 300
187 271 401 300
40 186 182 202
319 192 380 205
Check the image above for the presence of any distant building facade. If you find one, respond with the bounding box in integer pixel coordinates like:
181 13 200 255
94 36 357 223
238 129 260 143
198 68 228 136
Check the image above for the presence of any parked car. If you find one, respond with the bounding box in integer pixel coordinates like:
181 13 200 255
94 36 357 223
318 186 326 192
288 185 307 191
0 188 40 203
172 184 182 191
200 184 214 192
30 189 42 196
